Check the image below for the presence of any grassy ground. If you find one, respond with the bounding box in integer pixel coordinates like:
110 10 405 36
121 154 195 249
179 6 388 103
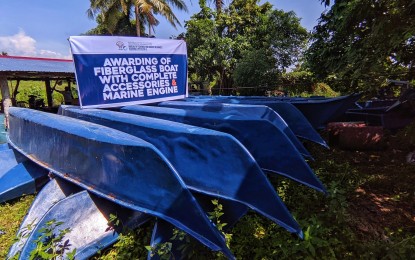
0 80 77 107
0 196 34 259
1 125 414 259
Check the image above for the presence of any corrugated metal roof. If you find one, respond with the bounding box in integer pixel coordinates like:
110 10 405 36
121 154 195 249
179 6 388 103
0 56 74 73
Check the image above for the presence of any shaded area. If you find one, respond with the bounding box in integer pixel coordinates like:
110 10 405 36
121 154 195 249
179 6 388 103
316 129 415 241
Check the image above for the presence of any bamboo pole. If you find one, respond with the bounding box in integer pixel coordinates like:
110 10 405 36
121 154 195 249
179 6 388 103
0 76 11 130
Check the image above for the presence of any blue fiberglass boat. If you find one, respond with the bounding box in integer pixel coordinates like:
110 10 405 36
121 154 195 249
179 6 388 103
344 91 415 129
8 179 82 258
59 105 302 236
157 101 313 158
120 105 326 194
7 107 233 258
8 177 151 260
0 143 49 203
288 93 363 129
180 97 328 147
12 183 151 259
184 94 362 130
2 101 333 258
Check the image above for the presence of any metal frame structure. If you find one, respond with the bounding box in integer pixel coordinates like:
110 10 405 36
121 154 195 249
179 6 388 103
0 55 75 113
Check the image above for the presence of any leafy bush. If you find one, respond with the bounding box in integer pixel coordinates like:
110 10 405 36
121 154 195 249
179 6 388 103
29 219 76 260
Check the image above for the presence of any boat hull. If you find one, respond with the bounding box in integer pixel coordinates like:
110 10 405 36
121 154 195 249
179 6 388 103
59 106 302 235
181 97 328 147
120 105 326 193
8 107 232 257
157 101 312 158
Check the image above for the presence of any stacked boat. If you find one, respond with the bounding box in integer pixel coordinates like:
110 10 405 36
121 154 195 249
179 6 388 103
0 95 358 259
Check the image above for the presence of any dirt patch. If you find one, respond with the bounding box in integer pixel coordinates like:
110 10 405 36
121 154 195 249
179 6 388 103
321 128 415 241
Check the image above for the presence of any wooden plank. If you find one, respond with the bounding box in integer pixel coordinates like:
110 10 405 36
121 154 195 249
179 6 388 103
0 76 11 128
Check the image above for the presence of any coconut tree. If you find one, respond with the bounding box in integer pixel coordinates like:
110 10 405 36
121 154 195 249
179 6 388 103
88 0 188 36
87 0 133 35
212 0 223 13
136 0 188 36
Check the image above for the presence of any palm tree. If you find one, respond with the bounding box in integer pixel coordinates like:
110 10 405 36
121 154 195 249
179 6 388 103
87 0 131 35
88 0 188 36
212 0 223 13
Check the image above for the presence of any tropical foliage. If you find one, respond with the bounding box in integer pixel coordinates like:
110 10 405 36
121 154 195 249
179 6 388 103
184 0 309 95
84 0 339 97
306 0 415 93
86 0 187 36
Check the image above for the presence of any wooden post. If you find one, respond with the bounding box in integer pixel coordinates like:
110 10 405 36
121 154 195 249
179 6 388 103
0 76 11 130
12 79 20 105
45 78 53 107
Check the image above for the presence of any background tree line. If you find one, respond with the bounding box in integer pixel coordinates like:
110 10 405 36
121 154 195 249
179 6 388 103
307 0 415 95
85 0 415 97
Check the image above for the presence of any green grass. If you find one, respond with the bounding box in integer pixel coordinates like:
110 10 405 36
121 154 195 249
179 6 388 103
1 120 414 259
1 143 414 259
0 195 34 259
0 80 77 107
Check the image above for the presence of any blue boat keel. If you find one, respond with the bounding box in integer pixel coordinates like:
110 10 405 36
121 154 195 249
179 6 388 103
148 195 249 260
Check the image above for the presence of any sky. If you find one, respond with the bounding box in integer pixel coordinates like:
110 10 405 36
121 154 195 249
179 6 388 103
0 0 328 59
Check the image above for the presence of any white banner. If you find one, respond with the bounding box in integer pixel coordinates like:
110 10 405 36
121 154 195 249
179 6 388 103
69 36 188 108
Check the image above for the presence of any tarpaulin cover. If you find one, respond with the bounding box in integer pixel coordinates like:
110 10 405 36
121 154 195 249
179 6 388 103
121 105 326 193
7 107 232 257
158 101 311 158
59 106 301 235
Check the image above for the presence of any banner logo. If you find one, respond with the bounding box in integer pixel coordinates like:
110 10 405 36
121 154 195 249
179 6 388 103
116 41 127 51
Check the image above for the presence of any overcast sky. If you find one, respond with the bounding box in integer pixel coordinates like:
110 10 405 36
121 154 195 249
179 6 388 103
0 0 327 59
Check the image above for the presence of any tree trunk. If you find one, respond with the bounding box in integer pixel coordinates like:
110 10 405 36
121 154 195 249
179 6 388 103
0 76 11 130
135 4 141 36
12 79 20 106
215 0 222 14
